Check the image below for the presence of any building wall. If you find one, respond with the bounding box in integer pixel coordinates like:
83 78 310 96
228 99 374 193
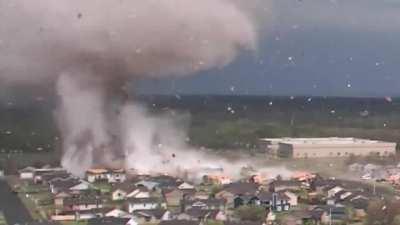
262 138 397 159
20 172 34 180
290 144 396 158
128 202 158 213
275 142 396 158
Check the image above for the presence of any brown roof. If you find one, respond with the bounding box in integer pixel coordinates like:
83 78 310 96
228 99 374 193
222 182 260 195
63 196 103 206
133 209 168 219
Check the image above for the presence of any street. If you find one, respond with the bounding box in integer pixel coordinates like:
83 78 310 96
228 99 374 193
0 180 33 225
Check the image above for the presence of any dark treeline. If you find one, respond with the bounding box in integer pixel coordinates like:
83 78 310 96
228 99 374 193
1 95 400 152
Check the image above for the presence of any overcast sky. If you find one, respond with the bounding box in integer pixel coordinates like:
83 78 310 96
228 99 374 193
137 0 400 97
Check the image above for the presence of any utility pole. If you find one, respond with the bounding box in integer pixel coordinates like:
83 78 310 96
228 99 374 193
373 182 376 195
329 207 332 225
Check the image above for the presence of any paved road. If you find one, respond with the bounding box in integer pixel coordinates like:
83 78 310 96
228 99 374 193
0 180 33 225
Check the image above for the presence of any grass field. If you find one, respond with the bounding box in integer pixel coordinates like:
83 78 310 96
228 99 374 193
0 212 6 225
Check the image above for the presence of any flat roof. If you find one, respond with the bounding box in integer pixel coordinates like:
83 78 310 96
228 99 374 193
260 137 396 145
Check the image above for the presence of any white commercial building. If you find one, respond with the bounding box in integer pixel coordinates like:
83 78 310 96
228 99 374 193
260 137 397 158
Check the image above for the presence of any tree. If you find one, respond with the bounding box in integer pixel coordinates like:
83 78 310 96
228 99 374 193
366 199 400 225
392 215 400 225
234 205 266 222
366 199 386 225
5 158 18 175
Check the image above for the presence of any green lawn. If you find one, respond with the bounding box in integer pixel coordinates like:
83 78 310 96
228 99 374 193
18 193 44 220
0 211 7 225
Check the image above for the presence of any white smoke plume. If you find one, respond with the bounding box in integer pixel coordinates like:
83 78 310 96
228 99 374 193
0 0 271 177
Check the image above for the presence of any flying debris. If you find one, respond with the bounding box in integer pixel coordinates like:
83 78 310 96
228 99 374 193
385 96 393 102
360 110 369 117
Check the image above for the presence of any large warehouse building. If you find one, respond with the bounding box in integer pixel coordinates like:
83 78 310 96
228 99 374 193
260 137 397 158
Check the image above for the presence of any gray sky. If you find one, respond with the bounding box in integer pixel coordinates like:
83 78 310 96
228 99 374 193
137 0 400 97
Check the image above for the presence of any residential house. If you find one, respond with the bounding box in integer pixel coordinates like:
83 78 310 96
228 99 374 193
333 190 353 204
327 186 344 198
62 196 104 212
107 169 127 183
311 206 347 224
75 208 111 220
347 195 369 219
51 213 76 222
275 210 314 225
133 209 171 224
254 191 291 212
193 190 210 200
135 180 160 191
310 178 338 194
105 208 132 218
127 186 150 198
35 171 71 185
215 182 260 208
49 178 81 194
182 198 226 212
178 182 195 190
87 217 138 225
50 178 91 194
163 188 184 207
269 180 302 192
54 192 73 209
151 175 183 188
284 191 298 207
111 183 149 201
127 197 164 213
177 208 225 222
19 166 36 180
86 169 109 183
